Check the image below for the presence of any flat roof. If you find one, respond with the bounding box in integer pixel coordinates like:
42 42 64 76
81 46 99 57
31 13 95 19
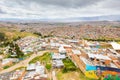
110 42 120 50
88 53 111 60
80 57 93 65
72 50 81 54
52 54 66 59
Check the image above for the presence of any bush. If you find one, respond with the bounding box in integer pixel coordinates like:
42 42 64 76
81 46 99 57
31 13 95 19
45 63 52 71
33 32 42 36
3 65 10 69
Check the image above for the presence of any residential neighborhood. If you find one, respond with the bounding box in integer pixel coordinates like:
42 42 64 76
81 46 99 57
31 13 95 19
0 36 120 80
1 0 120 80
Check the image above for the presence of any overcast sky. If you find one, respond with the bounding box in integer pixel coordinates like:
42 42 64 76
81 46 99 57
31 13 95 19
0 0 120 19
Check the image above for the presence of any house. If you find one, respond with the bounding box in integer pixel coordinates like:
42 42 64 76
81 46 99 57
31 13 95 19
2 58 13 67
72 49 81 56
61 44 72 53
35 65 45 75
25 62 47 80
50 42 60 49
52 60 64 68
52 53 65 68
68 40 79 45
52 53 66 60
110 42 120 53
10 70 25 80
59 46 66 54
26 64 36 71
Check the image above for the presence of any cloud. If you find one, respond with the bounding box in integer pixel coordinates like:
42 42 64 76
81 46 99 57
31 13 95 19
0 0 120 19
0 8 5 14
101 0 120 10
19 0 102 8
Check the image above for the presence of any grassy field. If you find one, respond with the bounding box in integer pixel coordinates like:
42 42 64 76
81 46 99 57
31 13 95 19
57 70 83 80
29 52 52 71
0 27 38 42
29 52 51 64
56 68 97 80
62 58 77 73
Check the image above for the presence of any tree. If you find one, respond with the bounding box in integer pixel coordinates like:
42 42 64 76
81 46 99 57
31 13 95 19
14 44 24 58
0 32 5 41
8 43 24 58
33 32 42 36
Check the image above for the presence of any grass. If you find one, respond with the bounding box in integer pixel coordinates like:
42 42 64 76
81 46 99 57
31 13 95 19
3 65 10 69
29 52 52 71
45 63 52 71
3 62 17 70
57 70 81 80
57 69 97 80
0 27 38 42
5 31 38 42
29 52 51 64
62 58 77 73
118 42 120 44
14 67 26 71
56 58 98 80
56 58 83 80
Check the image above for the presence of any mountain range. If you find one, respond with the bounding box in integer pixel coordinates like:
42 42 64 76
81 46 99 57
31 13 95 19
0 15 120 22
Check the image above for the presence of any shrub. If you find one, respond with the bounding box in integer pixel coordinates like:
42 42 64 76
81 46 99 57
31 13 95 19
3 65 10 69
45 63 52 71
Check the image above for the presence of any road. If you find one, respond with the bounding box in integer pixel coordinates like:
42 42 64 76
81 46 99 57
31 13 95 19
0 51 47 74
52 70 58 80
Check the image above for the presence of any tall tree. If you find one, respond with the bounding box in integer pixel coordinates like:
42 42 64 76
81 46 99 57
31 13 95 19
14 44 24 58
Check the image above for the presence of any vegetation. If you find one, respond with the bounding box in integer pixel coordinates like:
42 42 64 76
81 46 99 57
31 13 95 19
103 74 120 80
8 42 24 58
14 44 24 58
3 65 10 69
0 27 38 42
57 69 96 80
0 32 6 41
45 63 52 71
0 27 38 48
56 58 98 80
14 67 26 71
29 52 52 71
84 38 120 42
62 58 77 73
33 32 42 36
29 52 51 63
57 70 82 80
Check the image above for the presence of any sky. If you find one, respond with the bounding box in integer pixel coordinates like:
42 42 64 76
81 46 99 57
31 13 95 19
0 0 120 20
